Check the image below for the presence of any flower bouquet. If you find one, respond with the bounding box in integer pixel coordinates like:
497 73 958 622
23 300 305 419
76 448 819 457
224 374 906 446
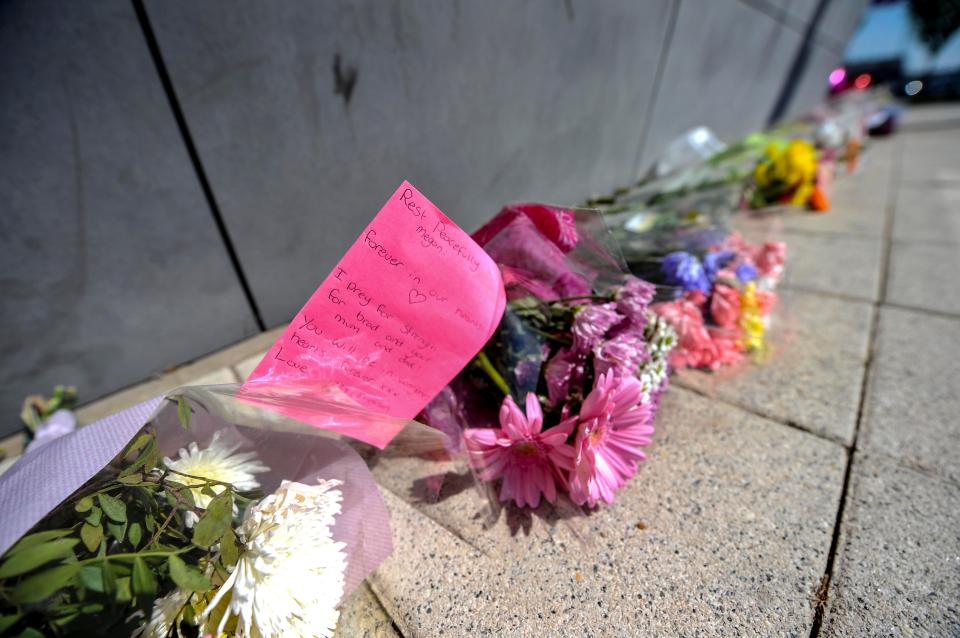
0 385 394 638
745 139 830 212
421 204 676 510
644 232 786 371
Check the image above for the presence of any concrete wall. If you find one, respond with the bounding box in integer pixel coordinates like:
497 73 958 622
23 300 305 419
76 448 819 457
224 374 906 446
0 0 867 436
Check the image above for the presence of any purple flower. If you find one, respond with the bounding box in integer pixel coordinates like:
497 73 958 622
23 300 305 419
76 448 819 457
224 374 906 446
661 252 710 293
544 347 585 406
572 302 623 352
736 262 758 282
703 250 736 281
593 330 648 379
615 277 655 325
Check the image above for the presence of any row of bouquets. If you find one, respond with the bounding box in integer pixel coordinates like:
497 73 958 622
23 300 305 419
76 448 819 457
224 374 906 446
0 93 892 637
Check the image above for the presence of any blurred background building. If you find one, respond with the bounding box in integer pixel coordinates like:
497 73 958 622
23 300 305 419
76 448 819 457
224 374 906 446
0 0 891 436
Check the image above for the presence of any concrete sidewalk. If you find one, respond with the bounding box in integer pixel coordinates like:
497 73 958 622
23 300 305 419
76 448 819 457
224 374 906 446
349 107 960 637
2 104 957 637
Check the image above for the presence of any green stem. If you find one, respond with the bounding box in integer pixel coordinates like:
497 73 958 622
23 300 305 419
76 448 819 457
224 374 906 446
78 547 191 565
474 351 510 397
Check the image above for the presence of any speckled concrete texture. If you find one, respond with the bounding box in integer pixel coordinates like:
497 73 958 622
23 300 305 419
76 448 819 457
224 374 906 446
886 240 960 317
860 307 960 484
821 454 960 637
677 289 873 444
778 232 884 302
370 389 846 637
334 582 402 637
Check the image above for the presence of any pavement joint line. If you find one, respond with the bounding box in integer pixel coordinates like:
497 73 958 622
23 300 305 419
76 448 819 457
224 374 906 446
881 300 960 322
808 130 902 638
671 380 851 449
890 236 960 248
376 483 489 556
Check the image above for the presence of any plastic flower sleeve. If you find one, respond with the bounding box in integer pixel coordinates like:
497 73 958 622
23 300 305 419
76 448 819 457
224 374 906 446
0 383 395 637
417 203 674 512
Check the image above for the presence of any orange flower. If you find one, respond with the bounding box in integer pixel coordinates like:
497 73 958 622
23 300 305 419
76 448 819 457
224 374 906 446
809 184 830 212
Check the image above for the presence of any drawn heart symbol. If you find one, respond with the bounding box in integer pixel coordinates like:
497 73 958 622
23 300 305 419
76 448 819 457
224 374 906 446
408 288 427 304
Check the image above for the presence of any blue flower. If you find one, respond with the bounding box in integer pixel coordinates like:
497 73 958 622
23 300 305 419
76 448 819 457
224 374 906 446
736 263 758 282
661 251 710 293
702 250 736 281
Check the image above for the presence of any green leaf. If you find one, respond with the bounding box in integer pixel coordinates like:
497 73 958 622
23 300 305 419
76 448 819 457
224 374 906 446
123 433 152 458
116 576 132 603
101 560 117 598
74 496 95 513
131 557 157 600
128 522 143 549
98 493 127 523
219 528 239 567
79 565 104 592
118 473 143 485
14 628 44 638
80 523 103 553
0 538 79 578
167 555 210 592
192 492 233 548
106 520 127 543
5 529 71 555
9 563 80 604
177 397 192 430
85 506 102 527
121 438 158 478
0 615 21 633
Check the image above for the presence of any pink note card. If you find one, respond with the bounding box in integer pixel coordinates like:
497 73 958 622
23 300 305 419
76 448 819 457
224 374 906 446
241 181 506 448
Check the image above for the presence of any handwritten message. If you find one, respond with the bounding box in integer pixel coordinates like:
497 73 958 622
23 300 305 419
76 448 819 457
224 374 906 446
241 181 505 448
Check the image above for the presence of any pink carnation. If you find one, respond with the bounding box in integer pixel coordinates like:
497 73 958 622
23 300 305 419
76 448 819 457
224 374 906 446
710 283 741 328
568 372 655 507
756 289 778 316
753 242 787 279
464 393 576 509
653 297 715 369
707 326 744 367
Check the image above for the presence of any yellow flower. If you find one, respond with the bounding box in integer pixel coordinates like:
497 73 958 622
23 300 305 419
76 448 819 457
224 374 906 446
738 282 766 354
752 140 818 206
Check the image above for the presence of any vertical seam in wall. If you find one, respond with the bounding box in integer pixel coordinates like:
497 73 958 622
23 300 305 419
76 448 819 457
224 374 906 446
631 0 682 179
767 0 832 125
131 0 267 332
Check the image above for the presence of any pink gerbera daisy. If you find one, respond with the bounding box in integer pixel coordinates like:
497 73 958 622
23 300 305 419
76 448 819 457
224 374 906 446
463 393 576 508
568 372 655 507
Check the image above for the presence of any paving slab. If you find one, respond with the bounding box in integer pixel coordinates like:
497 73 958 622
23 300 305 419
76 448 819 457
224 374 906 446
778 232 884 302
899 129 960 184
678 289 873 444
335 582 402 638
892 184 960 244
371 388 846 636
886 240 960 317
821 453 960 637
860 306 960 484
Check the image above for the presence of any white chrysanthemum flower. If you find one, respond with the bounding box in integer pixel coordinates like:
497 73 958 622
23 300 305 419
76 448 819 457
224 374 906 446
163 430 269 526
202 479 348 638
130 588 191 638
